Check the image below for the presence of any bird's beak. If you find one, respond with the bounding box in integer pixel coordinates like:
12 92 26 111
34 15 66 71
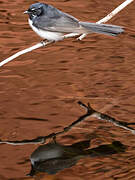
24 10 29 14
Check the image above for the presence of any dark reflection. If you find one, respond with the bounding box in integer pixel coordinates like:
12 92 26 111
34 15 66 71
15 116 48 122
0 101 130 177
27 140 126 176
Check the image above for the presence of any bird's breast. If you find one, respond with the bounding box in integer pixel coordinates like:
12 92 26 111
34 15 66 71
28 18 64 41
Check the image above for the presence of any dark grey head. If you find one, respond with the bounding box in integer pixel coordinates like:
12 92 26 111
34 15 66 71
24 3 47 18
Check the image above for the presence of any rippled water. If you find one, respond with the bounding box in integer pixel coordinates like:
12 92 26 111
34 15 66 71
0 0 135 179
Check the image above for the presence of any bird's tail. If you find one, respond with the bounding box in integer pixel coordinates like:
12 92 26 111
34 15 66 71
79 22 124 36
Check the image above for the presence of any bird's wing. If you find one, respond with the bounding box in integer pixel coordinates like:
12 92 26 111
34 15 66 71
33 5 84 33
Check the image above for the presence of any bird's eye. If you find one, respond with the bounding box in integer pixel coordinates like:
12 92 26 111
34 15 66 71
29 7 42 16
31 8 36 11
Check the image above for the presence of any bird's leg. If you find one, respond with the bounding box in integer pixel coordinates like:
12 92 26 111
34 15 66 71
77 33 87 40
64 33 88 40
63 33 79 39
52 135 57 144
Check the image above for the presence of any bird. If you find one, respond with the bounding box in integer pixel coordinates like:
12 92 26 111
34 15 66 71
24 2 124 42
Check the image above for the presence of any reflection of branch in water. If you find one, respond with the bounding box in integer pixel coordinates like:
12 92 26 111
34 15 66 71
27 140 126 176
0 101 135 145
91 109 135 134
77 101 135 134
0 101 95 145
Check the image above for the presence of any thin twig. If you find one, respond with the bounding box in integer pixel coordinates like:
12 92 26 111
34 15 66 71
0 0 134 67
97 0 134 24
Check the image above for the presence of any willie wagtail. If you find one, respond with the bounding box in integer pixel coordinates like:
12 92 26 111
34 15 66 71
24 3 124 41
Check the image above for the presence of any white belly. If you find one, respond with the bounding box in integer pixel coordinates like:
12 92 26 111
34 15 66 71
28 19 64 41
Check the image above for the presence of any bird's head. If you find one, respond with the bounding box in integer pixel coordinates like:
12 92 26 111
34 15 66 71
24 3 46 17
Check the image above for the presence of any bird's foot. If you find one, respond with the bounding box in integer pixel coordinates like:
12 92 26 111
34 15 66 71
41 40 54 46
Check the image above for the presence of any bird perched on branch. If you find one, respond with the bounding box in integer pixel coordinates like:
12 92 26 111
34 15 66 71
24 2 124 42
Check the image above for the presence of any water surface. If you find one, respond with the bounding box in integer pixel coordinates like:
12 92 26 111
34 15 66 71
0 0 135 179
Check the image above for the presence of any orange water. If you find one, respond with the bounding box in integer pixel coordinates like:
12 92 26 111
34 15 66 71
0 0 135 179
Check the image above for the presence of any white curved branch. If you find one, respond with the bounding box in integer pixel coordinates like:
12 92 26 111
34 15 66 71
0 0 134 67
0 41 51 67
97 0 134 24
